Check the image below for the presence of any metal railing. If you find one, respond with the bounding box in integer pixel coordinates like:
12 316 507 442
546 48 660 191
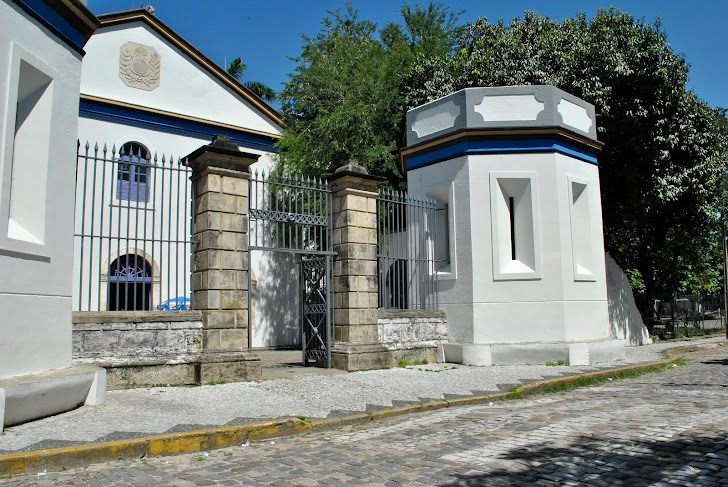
376 189 440 310
73 141 194 311
248 170 333 255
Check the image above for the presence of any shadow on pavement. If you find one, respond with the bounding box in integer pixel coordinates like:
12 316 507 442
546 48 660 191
439 432 727 486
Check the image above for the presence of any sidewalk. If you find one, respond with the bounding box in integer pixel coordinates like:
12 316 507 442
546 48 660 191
0 336 724 473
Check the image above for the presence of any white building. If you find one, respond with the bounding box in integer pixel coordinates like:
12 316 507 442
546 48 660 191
74 8 299 348
0 0 105 430
403 86 626 365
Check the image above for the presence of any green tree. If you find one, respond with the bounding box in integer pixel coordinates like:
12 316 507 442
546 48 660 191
407 8 728 302
278 2 463 180
226 57 246 81
227 57 277 103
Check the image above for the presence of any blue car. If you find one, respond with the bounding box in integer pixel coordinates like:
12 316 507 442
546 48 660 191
157 297 191 311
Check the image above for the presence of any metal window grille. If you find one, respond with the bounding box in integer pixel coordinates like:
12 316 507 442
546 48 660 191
376 189 440 310
73 141 194 311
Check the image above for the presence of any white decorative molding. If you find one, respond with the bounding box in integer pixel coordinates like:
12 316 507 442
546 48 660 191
489 171 542 281
558 98 592 133
474 94 544 122
411 100 460 138
119 41 160 91
567 176 596 282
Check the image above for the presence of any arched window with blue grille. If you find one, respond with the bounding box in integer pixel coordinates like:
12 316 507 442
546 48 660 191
116 142 150 202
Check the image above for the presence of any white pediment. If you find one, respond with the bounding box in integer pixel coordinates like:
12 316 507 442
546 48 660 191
81 22 281 136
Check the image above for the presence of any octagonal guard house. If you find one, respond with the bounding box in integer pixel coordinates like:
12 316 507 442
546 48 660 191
402 86 625 365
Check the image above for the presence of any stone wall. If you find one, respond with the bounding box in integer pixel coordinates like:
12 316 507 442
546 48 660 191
72 311 203 388
377 309 447 364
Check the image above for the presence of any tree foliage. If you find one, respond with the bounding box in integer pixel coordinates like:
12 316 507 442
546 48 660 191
227 57 277 102
278 2 463 181
280 5 728 300
406 8 728 299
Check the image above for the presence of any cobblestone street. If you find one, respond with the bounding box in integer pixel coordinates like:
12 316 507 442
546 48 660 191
3 344 728 487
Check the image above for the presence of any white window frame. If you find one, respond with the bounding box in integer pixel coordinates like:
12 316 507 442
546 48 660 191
426 182 456 280
0 43 58 257
489 171 542 281
568 175 596 281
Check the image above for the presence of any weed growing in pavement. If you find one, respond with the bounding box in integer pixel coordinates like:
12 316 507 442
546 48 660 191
398 359 429 367
503 359 688 401
295 416 312 423
545 360 569 366
206 380 226 386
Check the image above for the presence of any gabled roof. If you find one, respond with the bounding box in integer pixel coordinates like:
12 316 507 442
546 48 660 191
97 8 282 126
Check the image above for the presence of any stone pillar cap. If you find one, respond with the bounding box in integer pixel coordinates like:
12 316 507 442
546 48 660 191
183 135 260 172
334 159 369 175
328 159 386 191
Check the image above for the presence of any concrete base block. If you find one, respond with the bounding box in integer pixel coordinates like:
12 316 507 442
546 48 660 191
0 364 106 431
0 388 4 433
333 343 440 370
440 343 493 365
196 352 261 383
388 347 440 366
105 364 198 390
442 339 625 366
332 343 391 371
85 368 107 406
588 339 626 363
568 343 590 366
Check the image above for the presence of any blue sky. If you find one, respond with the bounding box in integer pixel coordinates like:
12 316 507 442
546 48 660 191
88 1 727 110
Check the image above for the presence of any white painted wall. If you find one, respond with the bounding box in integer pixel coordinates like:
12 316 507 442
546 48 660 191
73 128 300 347
81 22 281 136
0 1 84 378
409 151 610 347
76 19 300 348
408 156 474 343
250 250 300 348
606 253 652 346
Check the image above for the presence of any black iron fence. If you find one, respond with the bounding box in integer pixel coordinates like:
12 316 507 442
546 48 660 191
649 293 725 338
73 141 194 311
248 170 332 255
376 189 441 310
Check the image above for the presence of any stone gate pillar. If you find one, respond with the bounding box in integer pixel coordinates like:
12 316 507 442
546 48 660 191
185 135 261 382
329 161 387 371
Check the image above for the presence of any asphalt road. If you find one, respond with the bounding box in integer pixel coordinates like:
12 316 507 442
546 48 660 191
3 344 728 487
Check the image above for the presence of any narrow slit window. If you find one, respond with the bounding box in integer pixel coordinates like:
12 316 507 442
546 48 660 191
435 203 450 268
508 196 516 260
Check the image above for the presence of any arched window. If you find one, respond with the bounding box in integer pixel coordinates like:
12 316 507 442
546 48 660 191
116 142 150 202
108 253 152 310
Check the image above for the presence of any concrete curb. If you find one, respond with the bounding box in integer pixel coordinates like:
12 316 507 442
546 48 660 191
0 343 713 477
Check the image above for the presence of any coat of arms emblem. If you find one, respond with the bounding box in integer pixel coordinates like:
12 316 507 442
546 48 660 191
119 41 160 91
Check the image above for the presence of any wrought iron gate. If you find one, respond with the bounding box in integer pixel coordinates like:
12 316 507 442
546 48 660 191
300 257 332 365
248 170 335 367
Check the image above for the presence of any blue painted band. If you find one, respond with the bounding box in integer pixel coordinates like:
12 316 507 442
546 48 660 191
406 139 598 170
80 100 279 153
12 0 87 55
